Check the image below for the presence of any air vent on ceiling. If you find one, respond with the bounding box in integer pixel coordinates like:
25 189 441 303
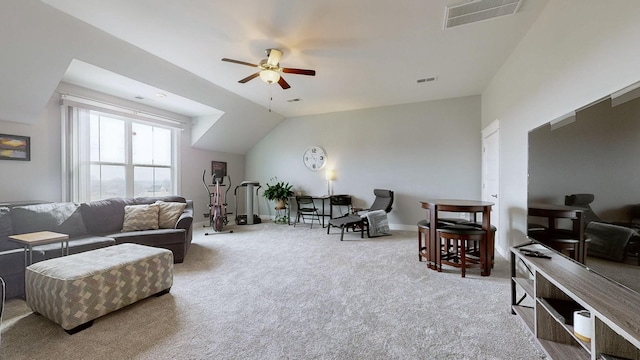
444 0 524 29
287 98 302 103
417 77 437 84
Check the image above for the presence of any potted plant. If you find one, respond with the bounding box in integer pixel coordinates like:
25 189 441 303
263 177 294 210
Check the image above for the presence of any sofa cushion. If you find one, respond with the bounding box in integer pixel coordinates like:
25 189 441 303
155 201 187 229
0 206 18 251
81 198 135 234
32 235 116 263
0 248 27 299
122 204 160 232
135 196 186 205
108 228 187 263
11 203 88 238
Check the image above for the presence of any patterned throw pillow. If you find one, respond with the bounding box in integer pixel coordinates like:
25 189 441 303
155 201 187 229
121 204 159 232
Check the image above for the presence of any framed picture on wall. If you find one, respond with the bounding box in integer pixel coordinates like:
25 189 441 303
211 161 227 177
0 134 30 161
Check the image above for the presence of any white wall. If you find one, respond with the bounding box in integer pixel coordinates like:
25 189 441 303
0 93 244 224
482 0 640 256
0 96 62 202
246 96 482 228
178 129 245 225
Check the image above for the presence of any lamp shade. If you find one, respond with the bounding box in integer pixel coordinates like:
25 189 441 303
260 70 280 84
325 169 336 181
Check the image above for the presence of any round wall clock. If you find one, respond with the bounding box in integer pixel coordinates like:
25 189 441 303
303 146 327 171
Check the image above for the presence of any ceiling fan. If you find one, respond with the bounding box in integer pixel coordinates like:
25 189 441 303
221 49 316 90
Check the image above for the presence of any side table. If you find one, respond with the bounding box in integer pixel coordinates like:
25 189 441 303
8 231 69 266
275 206 289 224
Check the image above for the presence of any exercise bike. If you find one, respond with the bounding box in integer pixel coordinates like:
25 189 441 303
202 169 233 235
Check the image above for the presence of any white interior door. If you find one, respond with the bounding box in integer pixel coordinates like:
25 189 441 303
482 121 500 250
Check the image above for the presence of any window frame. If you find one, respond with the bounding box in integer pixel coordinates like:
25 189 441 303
61 95 182 203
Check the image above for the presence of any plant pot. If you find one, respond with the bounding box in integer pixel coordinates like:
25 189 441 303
275 199 287 210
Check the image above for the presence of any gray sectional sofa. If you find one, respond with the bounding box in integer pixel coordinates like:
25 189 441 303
0 195 193 299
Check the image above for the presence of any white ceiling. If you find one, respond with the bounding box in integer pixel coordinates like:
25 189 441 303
41 0 548 120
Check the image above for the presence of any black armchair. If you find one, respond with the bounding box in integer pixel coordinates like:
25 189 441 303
564 193 602 225
565 193 640 264
327 189 394 240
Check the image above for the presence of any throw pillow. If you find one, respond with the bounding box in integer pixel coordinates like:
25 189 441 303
122 204 159 232
155 201 187 229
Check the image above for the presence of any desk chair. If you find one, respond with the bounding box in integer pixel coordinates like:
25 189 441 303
294 196 321 228
328 195 352 219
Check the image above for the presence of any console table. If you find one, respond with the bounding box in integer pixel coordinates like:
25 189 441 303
511 242 640 359
9 231 69 266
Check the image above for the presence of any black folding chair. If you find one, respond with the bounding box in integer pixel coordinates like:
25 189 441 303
294 196 321 228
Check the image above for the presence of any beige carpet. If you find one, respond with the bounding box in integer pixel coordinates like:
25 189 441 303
1 222 545 359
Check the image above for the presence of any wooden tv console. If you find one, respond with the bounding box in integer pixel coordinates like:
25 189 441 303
511 242 640 360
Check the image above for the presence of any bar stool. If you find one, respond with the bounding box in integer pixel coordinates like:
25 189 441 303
437 225 487 277
460 221 497 269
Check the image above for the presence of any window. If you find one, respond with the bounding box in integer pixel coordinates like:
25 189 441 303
63 99 180 202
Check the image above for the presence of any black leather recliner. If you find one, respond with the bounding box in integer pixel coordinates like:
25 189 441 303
327 189 394 241
566 193 639 264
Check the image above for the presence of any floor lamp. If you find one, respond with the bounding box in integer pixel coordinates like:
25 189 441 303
325 169 335 196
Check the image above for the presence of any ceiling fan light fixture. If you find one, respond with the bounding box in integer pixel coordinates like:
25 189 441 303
260 69 280 84
266 49 283 66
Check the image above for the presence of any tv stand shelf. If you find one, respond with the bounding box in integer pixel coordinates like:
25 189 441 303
511 242 640 360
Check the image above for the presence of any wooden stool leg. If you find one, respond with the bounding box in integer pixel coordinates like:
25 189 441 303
418 228 424 262
460 237 466 278
480 236 488 276
437 234 442 272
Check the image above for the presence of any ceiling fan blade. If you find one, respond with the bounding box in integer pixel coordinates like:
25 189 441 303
238 72 260 83
222 58 259 67
282 68 316 76
278 76 291 90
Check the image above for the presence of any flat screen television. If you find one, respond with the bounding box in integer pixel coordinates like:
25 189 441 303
528 83 640 295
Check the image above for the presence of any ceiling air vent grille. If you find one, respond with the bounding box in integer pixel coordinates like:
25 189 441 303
444 0 524 29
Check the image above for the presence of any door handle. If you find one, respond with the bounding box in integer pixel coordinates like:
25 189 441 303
491 194 498 198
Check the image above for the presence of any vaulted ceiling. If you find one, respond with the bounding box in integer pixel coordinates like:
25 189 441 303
1 0 548 154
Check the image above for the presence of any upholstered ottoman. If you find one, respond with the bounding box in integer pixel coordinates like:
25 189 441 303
25 243 173 334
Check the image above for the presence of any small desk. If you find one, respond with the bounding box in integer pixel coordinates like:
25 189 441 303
289 195 351 227
310 195 332 227
8 231 69 266
420 199 494 276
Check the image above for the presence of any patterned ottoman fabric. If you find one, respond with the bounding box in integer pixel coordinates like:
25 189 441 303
25 243 173 332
